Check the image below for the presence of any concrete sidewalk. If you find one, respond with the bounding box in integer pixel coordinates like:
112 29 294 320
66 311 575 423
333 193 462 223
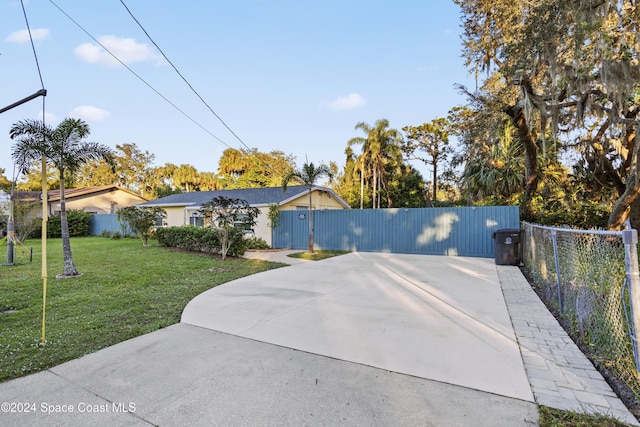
0 252 637 426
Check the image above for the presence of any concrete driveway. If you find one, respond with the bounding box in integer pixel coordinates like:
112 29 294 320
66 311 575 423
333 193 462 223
183 252 533 402
1 252 542 426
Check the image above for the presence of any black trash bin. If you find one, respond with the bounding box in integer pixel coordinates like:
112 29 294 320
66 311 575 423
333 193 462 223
492 228 521 265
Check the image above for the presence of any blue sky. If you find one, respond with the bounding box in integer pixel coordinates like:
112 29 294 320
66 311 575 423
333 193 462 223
1 0 474 182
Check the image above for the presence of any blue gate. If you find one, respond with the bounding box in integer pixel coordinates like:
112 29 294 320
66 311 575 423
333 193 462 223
272 206 519 257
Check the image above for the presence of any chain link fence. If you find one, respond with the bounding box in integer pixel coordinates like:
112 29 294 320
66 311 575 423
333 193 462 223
521 221 640 399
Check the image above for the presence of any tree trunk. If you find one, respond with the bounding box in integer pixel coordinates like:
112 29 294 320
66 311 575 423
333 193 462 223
609 125 640 230
359 158 364 209
58 171 80 277
307 188 314 253
432 159 438 203
424 189 433 208
590 118 626 196
381 177 393 208
629 197 640 231
220 227 229 260
505 104 539 219
372 167 377 209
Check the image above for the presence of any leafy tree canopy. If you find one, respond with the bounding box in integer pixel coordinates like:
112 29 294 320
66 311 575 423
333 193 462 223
117 206 167 246
216 147 297 189
199 196 259 260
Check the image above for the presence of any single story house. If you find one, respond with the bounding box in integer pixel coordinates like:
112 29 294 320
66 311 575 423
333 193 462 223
139 185 350 246
4 185 147 217
46 185 148 216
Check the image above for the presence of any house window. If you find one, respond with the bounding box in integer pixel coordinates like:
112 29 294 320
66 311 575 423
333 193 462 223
234 214 254 235
189 214 204 227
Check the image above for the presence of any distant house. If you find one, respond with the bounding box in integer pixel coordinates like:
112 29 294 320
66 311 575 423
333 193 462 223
139 185 350 246
46 185 148 216
10 185 148 217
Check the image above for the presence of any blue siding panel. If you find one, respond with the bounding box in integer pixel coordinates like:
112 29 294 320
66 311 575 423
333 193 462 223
273 206 520 258
89 214 121 235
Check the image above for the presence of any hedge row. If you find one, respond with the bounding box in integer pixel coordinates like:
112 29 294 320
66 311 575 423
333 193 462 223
155 226 248 257
30 210 92 238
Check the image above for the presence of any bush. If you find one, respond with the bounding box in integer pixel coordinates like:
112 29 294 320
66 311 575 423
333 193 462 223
46 210 92 238
155 226 248 258
245 236 270 250
101 230 122 239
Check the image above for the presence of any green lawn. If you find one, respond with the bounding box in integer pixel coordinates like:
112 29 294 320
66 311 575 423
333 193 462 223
539 405 629 427
0 237 286 383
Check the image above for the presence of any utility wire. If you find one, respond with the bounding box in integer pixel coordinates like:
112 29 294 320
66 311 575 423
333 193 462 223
119 0 252 153
20 1 45 91
48 0 234 151
118 0 281 176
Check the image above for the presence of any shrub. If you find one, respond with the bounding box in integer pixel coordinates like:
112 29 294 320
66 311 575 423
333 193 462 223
155 226 248 258
117 206 166 246
101 230 122 239
245 236 270 250
46 210 92 238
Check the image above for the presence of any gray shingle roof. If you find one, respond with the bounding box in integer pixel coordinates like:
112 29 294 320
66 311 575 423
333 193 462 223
139 186 312 207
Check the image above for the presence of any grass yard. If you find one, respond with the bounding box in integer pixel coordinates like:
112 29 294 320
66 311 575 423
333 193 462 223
0 237 286 383
539 405 629 427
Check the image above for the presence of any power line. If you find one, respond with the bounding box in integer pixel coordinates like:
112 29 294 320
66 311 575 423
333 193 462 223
48 0 234 151
20 1 46 91
118 0 252 153
117 1 281 175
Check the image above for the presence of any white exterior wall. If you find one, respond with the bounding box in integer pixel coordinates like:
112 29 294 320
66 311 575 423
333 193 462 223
164 207 188 227
253 208 272 246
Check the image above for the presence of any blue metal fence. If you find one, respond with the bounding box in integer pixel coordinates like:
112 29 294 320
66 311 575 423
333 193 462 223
272 206 520 257
89 214 121 235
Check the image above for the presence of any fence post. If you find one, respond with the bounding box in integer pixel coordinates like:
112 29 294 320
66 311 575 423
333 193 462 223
623 226 640 374
551 229 564 315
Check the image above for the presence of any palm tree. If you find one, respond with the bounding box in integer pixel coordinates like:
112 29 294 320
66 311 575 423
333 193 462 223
461 121 524 203
282 162 332 253
348 119 403 209
10 118 114 277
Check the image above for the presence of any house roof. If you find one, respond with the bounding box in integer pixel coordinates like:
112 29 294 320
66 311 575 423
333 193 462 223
10 185 147 203
139 185 349 209
47 185 148 202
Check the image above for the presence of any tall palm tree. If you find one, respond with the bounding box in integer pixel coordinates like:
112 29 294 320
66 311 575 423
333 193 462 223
348 119 403 209
10 118 114 277
282 162 332 253
462 121 524 203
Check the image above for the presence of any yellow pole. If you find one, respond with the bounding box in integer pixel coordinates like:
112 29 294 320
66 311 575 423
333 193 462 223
40 155 48 345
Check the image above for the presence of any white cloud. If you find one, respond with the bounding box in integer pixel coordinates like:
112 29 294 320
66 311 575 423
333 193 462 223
38 111 58 124
68 106 110 122
325 93 366 111
5 28 50 43
74 35 162 66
